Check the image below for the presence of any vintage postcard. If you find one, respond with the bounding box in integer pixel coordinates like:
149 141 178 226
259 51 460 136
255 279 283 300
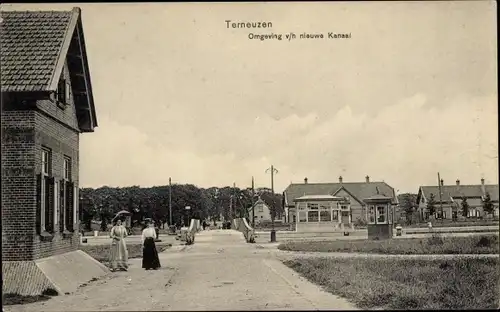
1 1 498 311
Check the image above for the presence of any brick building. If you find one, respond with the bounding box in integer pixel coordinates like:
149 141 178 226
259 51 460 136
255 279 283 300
416 178 499 221
1 7 103 295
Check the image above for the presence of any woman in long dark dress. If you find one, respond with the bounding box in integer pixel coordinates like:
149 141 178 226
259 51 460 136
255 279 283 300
141 221 161 270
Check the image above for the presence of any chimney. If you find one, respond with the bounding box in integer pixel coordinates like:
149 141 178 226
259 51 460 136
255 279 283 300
456 179 460 186
304 177 308 184
365 175 370 183
339 176 343 183
440 179 444 186
481 178 485 185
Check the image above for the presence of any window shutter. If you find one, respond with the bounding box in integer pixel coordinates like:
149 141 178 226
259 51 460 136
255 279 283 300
36 174 42 234
54 181 59 226
67 181 74 231
45 177 55 232
73 185 78 228
60 179 65 232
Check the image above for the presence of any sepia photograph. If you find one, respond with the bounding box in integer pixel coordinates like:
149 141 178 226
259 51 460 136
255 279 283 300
1 1 498 310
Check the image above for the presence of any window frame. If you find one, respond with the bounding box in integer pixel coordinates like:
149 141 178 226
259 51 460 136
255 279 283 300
40 147 51 232
376 206 387 224
56 78 70 108
368 205 376 224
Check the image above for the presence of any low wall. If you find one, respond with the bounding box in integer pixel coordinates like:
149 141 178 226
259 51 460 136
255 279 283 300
232 218 255 243
2 250 109 296
296 222 354 233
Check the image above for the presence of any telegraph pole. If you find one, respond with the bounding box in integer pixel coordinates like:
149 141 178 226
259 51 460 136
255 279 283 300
437 172 444 222
266 165 279 242
169 177 172 226
252 176 255 227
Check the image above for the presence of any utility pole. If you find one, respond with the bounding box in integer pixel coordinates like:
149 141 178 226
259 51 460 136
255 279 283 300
266 165 279 242
252 176 255 227
169 177 172 226
437 172 444 222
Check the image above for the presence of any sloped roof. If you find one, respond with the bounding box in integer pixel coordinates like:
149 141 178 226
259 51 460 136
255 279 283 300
420 184 499 203
250 192 283 211
284 181 397 206
1 10 72 91
1 7 98 131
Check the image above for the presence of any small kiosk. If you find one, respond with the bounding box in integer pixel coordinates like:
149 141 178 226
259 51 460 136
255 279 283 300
364 193 394 240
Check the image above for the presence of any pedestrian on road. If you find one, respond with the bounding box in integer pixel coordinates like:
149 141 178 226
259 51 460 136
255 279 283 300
109 219 129 272
142 220 161 270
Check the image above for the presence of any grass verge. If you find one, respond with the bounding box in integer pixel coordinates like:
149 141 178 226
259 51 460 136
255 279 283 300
79 242 172 264
2 288 58 306
284 257 500 309
278 234 499 254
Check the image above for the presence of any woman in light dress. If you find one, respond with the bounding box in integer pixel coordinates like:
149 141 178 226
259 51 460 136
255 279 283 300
142 220 161 270
109 219 129 272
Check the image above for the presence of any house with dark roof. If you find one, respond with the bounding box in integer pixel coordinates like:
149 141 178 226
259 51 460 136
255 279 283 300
416 178 499 221
1 7 101 296
283 176 398 232
248 192 284 224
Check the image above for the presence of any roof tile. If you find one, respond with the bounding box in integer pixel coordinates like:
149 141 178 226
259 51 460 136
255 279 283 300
1 9 73 92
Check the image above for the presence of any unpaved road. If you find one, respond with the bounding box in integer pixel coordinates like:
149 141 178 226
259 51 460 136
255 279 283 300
5 230 357 311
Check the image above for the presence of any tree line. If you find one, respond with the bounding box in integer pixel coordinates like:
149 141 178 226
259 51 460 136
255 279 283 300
79 184 283 231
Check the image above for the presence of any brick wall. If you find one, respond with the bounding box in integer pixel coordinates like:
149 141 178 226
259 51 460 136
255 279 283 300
33 62 80 260
1 110 37 261
2 60 83 261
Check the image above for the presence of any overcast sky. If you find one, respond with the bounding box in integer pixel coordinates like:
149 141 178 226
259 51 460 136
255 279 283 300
2 1 498 193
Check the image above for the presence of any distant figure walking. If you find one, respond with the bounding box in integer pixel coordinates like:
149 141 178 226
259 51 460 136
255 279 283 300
142 220 161 270
109 219 129 272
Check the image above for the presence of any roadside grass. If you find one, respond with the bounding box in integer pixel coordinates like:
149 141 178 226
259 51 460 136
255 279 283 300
278 234 499 255
79 242 172 264
284 257 500 310
2 288 58 306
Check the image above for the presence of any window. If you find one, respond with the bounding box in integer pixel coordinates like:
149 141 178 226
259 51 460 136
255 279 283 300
308 211 319 222
293 215 297 222
64 156 71 180
320 210 331 222
61 156 75 233
376 206 386 223
57 78 70 105
39 147 55 234
257 204 264 213
368 206 376 224
332 210 339 222
319 204 329 210
341 205 349 210
308 203 319 210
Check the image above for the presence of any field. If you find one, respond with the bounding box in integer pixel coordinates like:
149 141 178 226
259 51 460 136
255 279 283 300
278 234 499 255
284 257 499 309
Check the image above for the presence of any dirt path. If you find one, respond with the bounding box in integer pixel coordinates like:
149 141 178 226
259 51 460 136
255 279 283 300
4 230 358 311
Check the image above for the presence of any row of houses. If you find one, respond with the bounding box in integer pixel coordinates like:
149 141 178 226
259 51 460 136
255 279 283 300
249 176 499 230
